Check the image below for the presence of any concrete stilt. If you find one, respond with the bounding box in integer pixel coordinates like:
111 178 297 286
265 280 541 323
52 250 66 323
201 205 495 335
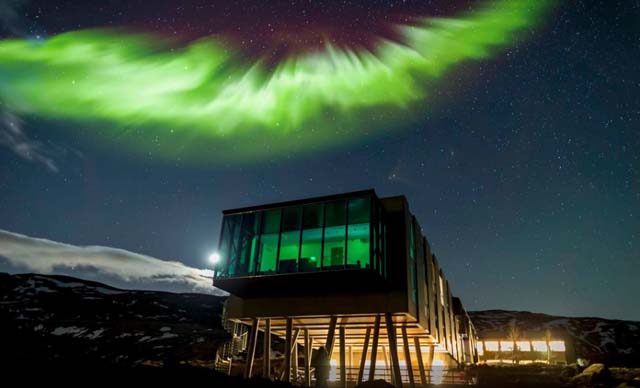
304 328 311 387
385 313 403 388
368 315 381 382
339 326 347 388
326 316 338 358
414 337 427 387
402 326 415 388
358 327 371 384
244 318 260 379
284 318 293 382
263 318 271 379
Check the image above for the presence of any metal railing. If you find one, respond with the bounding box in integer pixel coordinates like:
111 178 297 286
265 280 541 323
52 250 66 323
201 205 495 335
326 366 471 386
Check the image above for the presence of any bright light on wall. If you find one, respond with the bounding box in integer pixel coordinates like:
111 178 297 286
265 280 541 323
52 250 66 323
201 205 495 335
208 252 221 265
549 341 565 351
517 341 531 351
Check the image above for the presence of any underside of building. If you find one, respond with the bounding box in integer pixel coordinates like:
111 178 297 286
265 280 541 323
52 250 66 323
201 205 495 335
213 190 478 387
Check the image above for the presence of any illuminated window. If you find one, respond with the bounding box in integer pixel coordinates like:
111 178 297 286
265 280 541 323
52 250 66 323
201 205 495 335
532 341 547 352
346 197 371 269
300 203 322 272
549 341 565 351
278 206 301 273
258 209 281 274
323 200 346 269
484 341 499 351
476 342 484 356
500 341 514 351
439 275 445 306
234 213 262 276
517 341 531 351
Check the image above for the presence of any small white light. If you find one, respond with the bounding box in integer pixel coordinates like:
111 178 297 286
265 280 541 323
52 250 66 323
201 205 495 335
208 252 221 265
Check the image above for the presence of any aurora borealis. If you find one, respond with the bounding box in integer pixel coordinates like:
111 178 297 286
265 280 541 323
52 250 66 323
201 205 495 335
0 0 550 160
1 0 639 321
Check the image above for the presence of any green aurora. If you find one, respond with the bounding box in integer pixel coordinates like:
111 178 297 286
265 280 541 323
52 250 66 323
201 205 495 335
0 0 552 162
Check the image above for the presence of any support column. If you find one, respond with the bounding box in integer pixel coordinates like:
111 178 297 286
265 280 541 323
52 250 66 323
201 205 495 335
382 346 390 382
293 341 299 383
402 327 415 388
263 318 271 379
414 337 427 387
385 313 403 388
427 345 435 366
358 327 371 384
244 318 260 379
304 328 311 387
326 316 338 358
368 315 381 382
284 318 293 382
340 326 347 388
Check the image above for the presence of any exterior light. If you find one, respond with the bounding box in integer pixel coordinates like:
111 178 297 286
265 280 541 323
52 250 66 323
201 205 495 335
208 252 221 265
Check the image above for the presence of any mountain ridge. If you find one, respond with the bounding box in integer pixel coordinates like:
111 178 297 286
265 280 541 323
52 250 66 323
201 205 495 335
2 272 638 367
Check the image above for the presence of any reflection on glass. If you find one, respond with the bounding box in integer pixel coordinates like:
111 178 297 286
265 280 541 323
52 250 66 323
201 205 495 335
234 213 261 276
278 206 301 273
217 194 384 278
323 200 346 270
300 204 322 272
347 197 370 269
258 209 280 274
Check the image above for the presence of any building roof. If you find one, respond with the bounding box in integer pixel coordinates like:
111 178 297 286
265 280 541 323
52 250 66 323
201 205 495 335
222 189 378 215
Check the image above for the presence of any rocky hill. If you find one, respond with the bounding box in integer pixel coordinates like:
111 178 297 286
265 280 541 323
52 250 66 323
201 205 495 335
0 272 228 367
2 272 638 371
469 310 640 365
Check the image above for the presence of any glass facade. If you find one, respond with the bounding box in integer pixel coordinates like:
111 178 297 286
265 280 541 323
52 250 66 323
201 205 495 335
215 194 386 278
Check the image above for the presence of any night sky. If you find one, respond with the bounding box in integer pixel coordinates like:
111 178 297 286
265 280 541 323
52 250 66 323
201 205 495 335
1 0 639 321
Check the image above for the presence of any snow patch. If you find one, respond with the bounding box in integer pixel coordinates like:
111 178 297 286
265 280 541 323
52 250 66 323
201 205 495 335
52 326 87 336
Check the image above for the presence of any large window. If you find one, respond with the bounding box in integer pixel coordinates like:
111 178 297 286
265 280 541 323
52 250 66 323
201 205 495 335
531 341 548 352
300 203 323 272
484 341 499 352
323 200 347 270
548 341 565 352
216 194 386 278
235 213 261 276
278 206 301 273
347 197 370 269
258 209 280 274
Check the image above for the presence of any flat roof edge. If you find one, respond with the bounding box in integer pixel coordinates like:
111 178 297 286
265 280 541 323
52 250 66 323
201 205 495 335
223 189 378 215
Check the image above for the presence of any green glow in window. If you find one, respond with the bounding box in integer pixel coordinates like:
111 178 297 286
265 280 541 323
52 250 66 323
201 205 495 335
323 201 346 269
347 197 370 269
258 209 280 274
300 204 323 272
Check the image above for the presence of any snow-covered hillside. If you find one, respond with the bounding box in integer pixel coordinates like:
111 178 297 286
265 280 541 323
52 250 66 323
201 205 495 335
0 272 228 366
469 310 640 364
